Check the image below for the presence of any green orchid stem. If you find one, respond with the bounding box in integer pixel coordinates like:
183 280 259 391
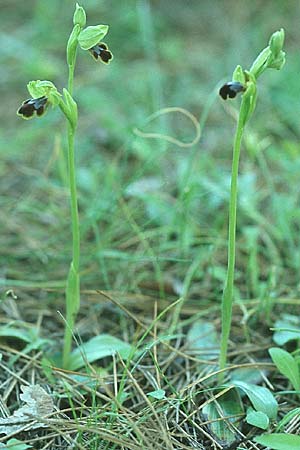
62 52 80 369
218 95 247 383
68 61 76 95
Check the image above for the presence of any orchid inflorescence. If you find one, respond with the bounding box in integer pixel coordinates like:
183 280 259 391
17 3 113 121
218 29 285 127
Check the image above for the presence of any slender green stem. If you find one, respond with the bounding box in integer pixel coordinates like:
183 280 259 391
67 55 79 270
62 52 80 368
218 97 246 382
68 61 76 95
66 122 80 273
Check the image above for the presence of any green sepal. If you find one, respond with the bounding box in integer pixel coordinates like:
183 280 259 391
67 24 81 66
249 47 271 79
266 50 286 71
232 65 246 85
240 80 257 127
78 25 109 50
27 80 61 106
73 3 86 28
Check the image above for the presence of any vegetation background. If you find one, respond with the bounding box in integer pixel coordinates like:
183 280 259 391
1 0 300 448
1 0 300 301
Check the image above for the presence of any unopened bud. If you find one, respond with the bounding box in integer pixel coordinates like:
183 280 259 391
73 3 86 28
269 29 284 58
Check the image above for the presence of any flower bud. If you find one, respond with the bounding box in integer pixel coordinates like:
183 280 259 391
269 29 284 58
73 3 86 28
67 24 81 66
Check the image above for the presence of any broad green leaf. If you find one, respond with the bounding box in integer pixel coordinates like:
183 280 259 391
255 433 300 449
246 408 269 430
274 327 300 345
0 324 45 346
69 334 133 370
202 388 243 446
269 347 300 391
147 389 166 400
0 327 33 343
232 380 278 419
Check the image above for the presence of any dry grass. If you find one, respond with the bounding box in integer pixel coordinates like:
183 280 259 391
1 288 299 449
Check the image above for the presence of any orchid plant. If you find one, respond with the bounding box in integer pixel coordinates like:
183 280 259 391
17 3 113 368
218 29 285 380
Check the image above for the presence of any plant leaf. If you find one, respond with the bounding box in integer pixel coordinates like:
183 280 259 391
276 408 300 431
0 326 33 343
269 347 300 391
0 385 54 436
202 388 244 446
186 320 219 360
232 380 278 419
147 389 166 400
246 408 269 430
231 368 264 385
69 334 133 370
273 314 300 345
255 433 300 449
0 438 32 449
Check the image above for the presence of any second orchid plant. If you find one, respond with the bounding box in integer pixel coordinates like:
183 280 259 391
218 29 285 380
17 4 113 368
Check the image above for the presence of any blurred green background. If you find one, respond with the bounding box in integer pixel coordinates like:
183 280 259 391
1 0 300 303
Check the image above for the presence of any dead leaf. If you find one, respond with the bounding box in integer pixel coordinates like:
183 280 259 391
0 385 54 436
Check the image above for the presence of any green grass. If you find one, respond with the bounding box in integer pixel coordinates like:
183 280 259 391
1 0 300 448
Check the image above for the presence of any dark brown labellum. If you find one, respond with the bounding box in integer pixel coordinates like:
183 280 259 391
18 96 48 119
219 82 245 100
88 42 113 64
